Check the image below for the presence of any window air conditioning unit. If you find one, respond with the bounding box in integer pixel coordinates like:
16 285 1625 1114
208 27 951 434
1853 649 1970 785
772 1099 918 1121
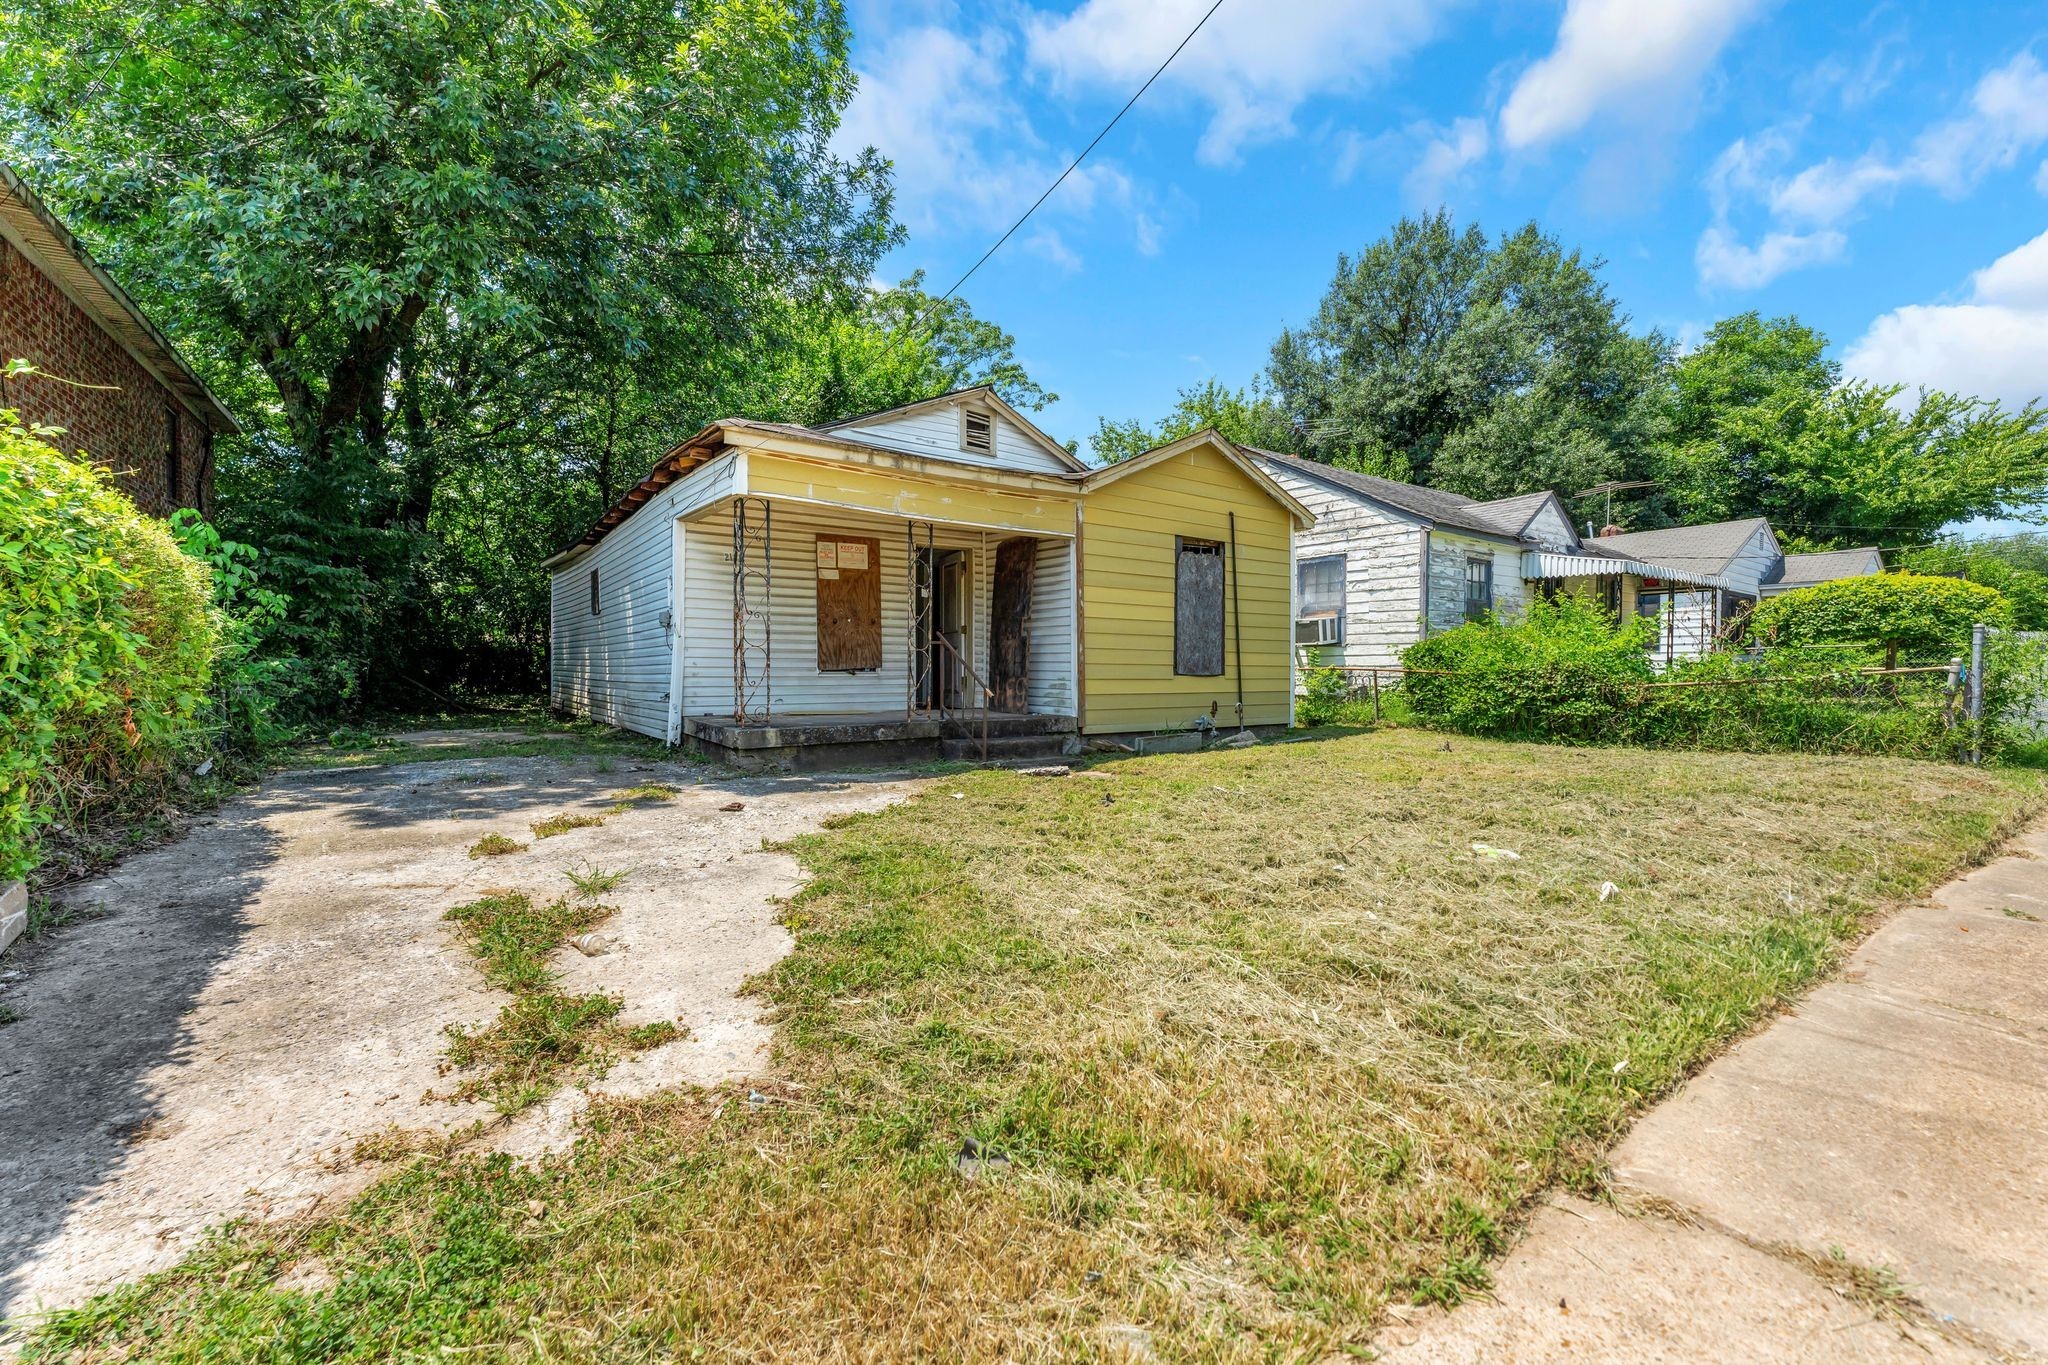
1295 616 1340 646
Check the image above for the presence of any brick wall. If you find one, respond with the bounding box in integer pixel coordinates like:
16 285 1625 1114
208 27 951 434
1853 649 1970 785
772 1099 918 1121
0 236 215 517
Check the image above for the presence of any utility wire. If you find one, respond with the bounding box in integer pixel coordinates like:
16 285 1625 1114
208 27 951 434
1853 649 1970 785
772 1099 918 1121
891 0 1228 353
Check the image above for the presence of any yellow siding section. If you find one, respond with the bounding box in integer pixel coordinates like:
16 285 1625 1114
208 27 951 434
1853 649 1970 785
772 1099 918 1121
746 452 1079 536
1079 445 1295 734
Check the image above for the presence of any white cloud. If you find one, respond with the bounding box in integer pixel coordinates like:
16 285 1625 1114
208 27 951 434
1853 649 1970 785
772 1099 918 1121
1023 228 1082 272
1842 228 2048 408
1404 117 1489 205
1769 53 2048 227
1025 0 1444 166
835 23 1161 262
1697 51 2048 289
1499 0 1768 150
1695 224 1846 289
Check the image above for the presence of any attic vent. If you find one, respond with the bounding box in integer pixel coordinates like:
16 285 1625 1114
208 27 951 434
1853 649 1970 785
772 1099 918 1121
963 409 994 455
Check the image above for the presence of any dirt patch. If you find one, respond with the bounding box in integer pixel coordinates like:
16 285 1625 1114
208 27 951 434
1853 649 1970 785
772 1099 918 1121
0 753 918 1319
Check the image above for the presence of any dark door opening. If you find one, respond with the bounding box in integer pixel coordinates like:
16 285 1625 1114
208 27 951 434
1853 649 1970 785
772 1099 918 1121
914 547 973 710
990 537 1036 713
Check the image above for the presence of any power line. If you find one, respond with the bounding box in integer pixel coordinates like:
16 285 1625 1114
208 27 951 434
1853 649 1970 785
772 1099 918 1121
893 0 1228 351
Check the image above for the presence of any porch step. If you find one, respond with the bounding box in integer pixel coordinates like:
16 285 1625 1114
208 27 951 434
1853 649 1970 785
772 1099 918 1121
940 732 1080 763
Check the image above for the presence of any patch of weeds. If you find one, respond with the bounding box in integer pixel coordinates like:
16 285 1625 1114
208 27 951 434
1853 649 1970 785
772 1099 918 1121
2003 906 2042 921
593 758 616 775
445 771 510 786
439 890 680 1112
607 781 680 814
25 895 97 942
0 1002 17 1027
351 1122 482 1165
564 865 630 898
531 812 604 840
467 833 526 859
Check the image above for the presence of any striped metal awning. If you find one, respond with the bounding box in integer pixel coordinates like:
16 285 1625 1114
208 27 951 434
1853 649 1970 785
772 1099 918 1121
1520 550 1731 590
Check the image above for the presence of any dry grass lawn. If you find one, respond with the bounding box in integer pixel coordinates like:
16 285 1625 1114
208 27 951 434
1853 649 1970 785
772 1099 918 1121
20 730 2042 1362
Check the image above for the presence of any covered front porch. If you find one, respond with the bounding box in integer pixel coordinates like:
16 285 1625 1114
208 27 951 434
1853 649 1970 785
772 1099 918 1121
673 494 1079 765
1522 549 1743 665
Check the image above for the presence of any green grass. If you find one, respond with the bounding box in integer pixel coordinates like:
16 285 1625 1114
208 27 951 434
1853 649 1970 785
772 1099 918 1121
530 812 604 840
435 891 678 1112
563 865 630 898
20 732 2042 1362
465 834 525 859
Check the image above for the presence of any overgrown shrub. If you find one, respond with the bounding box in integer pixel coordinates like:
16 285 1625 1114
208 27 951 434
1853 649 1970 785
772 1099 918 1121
1397 589 2011 760
1 415 219 880
1401 594 1655 741
1750 573 2010 666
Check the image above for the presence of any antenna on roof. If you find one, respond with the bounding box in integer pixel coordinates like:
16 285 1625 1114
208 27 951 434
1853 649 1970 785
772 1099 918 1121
1575 479 1660 530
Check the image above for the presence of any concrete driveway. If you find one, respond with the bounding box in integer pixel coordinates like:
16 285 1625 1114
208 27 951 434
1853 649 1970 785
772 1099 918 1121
1379 820 2048 1362
0 750 917 1321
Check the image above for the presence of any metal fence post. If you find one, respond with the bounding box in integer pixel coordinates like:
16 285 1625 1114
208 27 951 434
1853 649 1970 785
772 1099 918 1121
1969 623 1988 764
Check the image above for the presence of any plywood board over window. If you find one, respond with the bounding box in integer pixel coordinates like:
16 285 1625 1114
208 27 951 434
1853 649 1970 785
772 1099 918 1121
1174 538 1225 676
816 534 882 672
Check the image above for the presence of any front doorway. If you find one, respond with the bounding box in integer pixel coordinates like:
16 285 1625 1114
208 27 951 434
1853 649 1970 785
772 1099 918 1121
914 547 974 710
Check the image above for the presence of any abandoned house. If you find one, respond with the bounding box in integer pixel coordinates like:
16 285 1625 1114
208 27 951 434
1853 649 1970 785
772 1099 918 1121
544 390 1313 766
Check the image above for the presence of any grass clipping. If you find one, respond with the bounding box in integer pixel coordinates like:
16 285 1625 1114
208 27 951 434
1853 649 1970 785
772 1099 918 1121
437 891 677 1112
26 732 2042 1363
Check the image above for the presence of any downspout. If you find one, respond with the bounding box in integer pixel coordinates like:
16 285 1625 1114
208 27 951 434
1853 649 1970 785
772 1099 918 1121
1417 528 1433 638
1228 511 1245 729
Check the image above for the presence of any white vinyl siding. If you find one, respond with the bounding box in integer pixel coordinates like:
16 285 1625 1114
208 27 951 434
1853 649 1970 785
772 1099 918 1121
1720 524 1781 599
1027 537 1076 715
1426 530 1526 633
1522 498 1579 549
548 453 736 737
679 500 1075 721
836 408 1073 474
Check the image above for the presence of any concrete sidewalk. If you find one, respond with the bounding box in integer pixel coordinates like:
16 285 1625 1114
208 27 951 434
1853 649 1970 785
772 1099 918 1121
1378 820 2048 1362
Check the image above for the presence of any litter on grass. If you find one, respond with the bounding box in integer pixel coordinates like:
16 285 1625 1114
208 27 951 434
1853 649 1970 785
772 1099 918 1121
1471 843 1521 861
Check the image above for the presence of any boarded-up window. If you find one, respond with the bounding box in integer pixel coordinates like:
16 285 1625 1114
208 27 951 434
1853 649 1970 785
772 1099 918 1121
165 408 181 502
816 534 883 672
589 568 600 616
1174 538 1225 676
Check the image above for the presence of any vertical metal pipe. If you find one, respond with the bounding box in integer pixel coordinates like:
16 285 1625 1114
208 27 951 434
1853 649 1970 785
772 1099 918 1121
1970 622 1988 764
1228 511 1244 728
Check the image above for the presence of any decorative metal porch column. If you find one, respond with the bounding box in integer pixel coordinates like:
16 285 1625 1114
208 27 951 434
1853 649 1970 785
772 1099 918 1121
732 497 772 724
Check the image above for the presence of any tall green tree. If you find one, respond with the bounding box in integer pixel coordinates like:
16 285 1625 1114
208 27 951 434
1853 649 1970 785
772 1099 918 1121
2 0 901 705
1088 379 1294 464
1264 212 1669 500
1658 314 2048 544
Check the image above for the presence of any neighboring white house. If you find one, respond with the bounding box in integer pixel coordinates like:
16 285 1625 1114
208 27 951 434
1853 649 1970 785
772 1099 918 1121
1248 448 1590 666
1248 448 1884 667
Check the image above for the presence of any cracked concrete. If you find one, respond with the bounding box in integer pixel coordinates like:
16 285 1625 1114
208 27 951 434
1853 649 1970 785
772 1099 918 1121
1379 819 2048 1362
0 750 918 1321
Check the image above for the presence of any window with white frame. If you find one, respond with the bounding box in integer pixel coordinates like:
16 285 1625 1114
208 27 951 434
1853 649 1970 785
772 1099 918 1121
1295 554 1345 645
1463 557 1493 622
962 408 994 455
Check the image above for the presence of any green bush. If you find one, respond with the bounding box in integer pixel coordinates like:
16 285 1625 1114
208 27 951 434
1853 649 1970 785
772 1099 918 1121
1398 591 1996 760
0 415 220 880
1401 593 1655 741
1899 538 2048 630
1750 573 2010 665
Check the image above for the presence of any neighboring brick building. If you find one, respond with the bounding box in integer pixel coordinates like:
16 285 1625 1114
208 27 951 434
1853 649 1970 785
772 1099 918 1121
0 162 236 516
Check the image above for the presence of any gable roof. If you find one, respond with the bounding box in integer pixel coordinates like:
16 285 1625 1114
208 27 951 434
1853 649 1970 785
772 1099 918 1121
0 162 237 433
1075 430 1314 526
544 414 1088 566
1766 547 1884 587
1245 447 1558 542
822 384 1087 473
1589 517 1776 575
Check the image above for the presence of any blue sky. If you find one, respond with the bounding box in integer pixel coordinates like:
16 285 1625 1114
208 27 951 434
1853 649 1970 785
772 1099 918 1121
837 0 2048 474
